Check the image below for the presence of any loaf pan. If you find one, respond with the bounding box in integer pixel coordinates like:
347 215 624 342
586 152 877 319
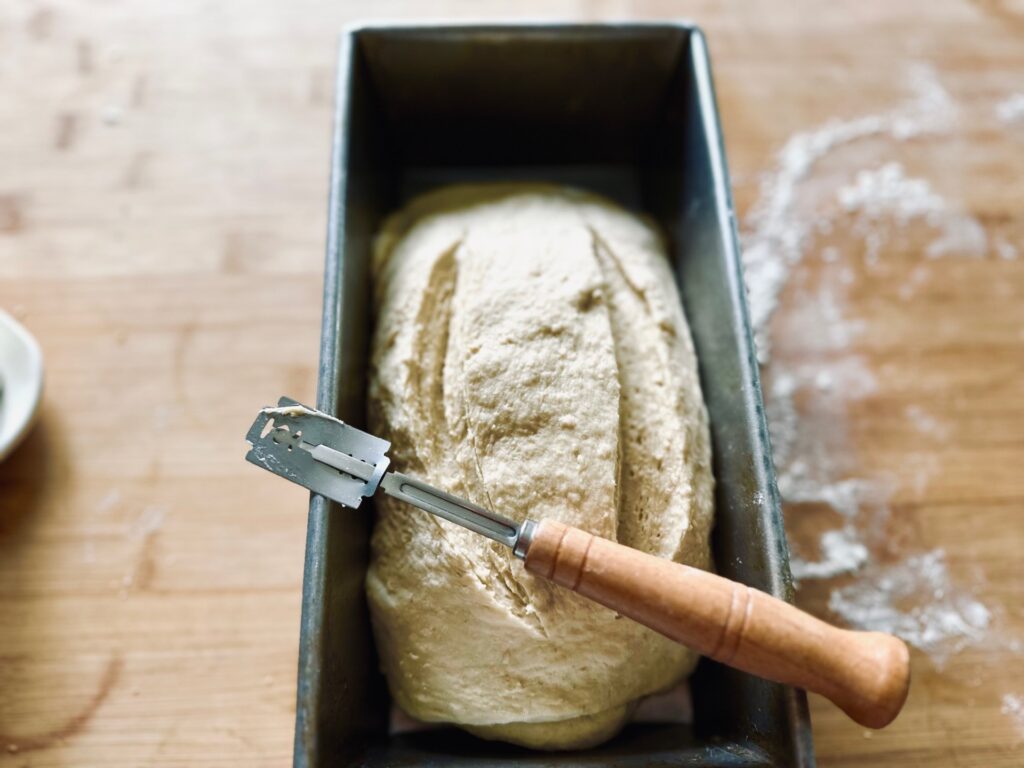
295 22 814 768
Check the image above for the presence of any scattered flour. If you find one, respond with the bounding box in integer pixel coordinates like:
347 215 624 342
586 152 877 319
837 162 945 224
995 236 1019 261
907 452 941 500
763 277 884 584
828 550 991 666
790 528 868 581
926 216 988 259
120 505 166 593
898 264 933 300
836 163 988 262
128 505 165 539
764 373 799 466
742 64 955 360
996 93 1024 124
780 469 885 523
905 405 951 439
1002 694 1024 737
741 63 1019 662
101 104 124 126
96 488 122 513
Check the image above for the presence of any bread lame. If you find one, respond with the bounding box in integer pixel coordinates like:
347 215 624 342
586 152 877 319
245 397 911 729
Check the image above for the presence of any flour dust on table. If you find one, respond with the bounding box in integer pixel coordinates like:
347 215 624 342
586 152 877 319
741 62 1022 671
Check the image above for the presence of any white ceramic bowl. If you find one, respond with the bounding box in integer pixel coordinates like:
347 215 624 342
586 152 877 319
0 310 44 462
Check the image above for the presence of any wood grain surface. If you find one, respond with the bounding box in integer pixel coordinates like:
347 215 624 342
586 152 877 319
1 1 1021 766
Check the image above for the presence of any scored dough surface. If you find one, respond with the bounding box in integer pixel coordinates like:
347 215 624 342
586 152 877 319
366 184 714 749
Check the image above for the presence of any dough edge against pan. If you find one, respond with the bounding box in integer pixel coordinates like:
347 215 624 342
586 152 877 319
464 702 636 751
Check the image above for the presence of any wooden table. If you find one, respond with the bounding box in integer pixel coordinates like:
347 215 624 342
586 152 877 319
1 2 1021 765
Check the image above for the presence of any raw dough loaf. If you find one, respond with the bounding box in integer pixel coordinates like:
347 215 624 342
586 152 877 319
366 184 714 750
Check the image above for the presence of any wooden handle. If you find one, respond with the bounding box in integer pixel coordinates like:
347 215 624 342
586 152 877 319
523 520 910 729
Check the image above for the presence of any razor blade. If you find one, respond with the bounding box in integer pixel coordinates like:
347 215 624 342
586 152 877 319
244 397 532 553
244 396 390 508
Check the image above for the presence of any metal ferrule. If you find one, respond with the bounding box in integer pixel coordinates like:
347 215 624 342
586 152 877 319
513 519 537 560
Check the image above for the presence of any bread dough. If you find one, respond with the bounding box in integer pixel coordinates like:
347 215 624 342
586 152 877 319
366 184 714 749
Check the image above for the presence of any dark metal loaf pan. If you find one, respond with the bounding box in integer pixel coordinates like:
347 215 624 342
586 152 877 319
296 22 814 768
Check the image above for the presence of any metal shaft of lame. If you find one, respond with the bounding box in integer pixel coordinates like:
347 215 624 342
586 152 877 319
379 472 535 558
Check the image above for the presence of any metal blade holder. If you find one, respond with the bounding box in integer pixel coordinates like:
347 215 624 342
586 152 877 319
244 398 535 557
244 397 390 508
